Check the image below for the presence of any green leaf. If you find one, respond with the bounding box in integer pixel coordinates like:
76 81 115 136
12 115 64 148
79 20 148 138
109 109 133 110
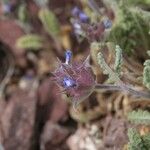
90 42 106 64
16 34 43 50
39 8 60 37
2 0 9 4
142 134 150 148
143 60 150 90
126 0 150 7
97 52 121 83
114 45 122 75
128 128 146 150
97 52 111 75
18 3 28 23
108 1 150 54
128 109 150 125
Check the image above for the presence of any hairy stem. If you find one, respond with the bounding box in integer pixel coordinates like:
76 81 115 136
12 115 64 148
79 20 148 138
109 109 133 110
95 83 150 99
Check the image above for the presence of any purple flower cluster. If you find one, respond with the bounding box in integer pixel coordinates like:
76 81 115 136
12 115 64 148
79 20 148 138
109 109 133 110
71 7 112 42
52 50 96 108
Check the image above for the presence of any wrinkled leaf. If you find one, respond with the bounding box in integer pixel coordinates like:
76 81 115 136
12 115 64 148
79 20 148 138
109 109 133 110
16 34 43 50
97 52 121 83
128 109 150 125
142 134 150 148
114 45 122 75
128 128 145 150
38 8 60 37
143 60 150 90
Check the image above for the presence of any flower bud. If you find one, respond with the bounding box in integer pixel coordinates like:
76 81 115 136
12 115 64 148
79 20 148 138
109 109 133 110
102 19 112 29
79 12 89 23
72 7 81 17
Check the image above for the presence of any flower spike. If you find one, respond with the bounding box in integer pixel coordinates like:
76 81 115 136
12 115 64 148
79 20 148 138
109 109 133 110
52 50 96 109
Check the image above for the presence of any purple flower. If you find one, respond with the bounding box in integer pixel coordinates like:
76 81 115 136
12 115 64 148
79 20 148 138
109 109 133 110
79 12 89 23
52 50 96 109
71 7 89 23
102 19 112 29
2 3 12 13
65 50 72 64
72 7 81 17
71 20 84 38
63 77 76 88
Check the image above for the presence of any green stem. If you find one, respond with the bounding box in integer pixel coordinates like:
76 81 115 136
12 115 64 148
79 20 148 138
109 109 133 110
95 83 150 99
